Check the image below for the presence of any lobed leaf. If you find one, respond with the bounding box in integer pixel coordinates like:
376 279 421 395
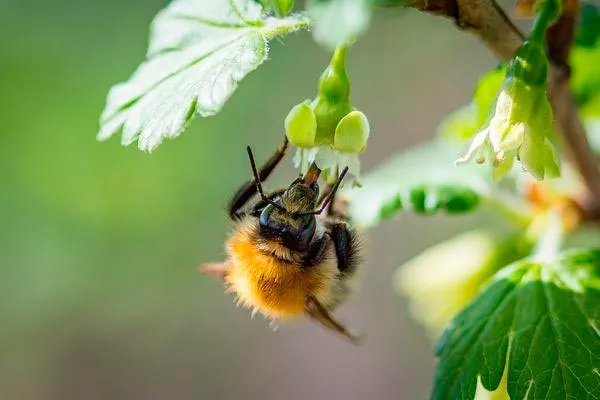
346 139 492 228
97 0 308 152
432 249 600 400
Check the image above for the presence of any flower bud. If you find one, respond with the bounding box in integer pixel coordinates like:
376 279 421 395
288 46 368 182
285 101 317 148
312 99 352 145
507 41 548 86
318 47 350 103
334 110 370 153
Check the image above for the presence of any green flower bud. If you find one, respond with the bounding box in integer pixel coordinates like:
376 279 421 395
312 98 352 145
318 47 350 103
334 110 370 153
287 46 368 182
507 41 548 86
284 101 317 148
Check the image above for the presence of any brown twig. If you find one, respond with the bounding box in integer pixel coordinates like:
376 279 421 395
546 0 600 219
403 0 600 219
408 0 524 58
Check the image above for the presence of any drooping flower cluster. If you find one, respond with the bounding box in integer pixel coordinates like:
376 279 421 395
457 0 563 182
457 41 560 181
284 46 370 182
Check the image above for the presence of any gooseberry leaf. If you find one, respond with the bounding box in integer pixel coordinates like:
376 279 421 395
98 0 309 152
307 0 371 50
347 140 492 228
433 249 600 400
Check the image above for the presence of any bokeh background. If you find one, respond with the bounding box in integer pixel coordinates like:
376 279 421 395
0 1 499 399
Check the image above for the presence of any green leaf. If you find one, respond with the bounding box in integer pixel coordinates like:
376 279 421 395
432 249 600 400
97 0 309 152
347 139 492 227
307 0 371 50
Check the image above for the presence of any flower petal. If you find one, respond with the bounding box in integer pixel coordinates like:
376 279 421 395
456 129 491 165
492 150 515 181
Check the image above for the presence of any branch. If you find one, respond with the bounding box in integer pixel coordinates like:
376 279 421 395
405 0 600 219
407 0 523 58
546 0 600 219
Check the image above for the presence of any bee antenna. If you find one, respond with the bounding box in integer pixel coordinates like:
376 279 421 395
246 146 287 213
297 167 349 216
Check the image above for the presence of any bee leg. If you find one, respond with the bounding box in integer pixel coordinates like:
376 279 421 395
199 262 230 280
329 222 358 273
228 137 289 221
304 296 362 344
317 183 337 216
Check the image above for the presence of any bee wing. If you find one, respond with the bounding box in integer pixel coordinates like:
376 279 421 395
199 262 230 280
304 296 363 345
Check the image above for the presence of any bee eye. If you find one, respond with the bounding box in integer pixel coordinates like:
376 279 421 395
309 183 318 193
259 204 274 227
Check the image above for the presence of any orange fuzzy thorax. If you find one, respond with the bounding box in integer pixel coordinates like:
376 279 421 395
225 222 337 319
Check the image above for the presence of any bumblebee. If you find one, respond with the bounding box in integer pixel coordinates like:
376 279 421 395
202 138 363 343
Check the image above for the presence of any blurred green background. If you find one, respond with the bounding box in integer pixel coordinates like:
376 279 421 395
0 1 497 398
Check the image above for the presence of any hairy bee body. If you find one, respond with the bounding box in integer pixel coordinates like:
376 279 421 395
202 140 363 342
225 215 360 319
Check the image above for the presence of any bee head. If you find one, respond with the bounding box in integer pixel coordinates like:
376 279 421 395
245 145 348 252
258 179 319 252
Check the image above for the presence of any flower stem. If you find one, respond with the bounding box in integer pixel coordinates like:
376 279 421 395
529 0 561 43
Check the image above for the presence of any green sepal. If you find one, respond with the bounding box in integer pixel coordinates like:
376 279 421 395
333 110 370 153
312 97 352 145
317 46 350 104
285 100 318 148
